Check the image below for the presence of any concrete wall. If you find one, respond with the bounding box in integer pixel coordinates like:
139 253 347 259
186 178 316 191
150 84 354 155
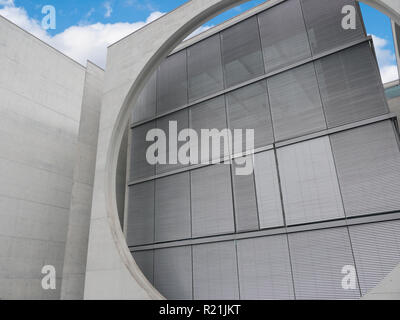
0 16 86 299
61 62 104 300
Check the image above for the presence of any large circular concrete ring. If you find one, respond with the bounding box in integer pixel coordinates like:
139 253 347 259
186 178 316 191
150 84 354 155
104 0 400 299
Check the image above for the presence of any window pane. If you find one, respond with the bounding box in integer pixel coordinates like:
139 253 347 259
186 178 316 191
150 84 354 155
277 136 345 225
301 0 365 55
254 151 284 229
155 172 191 242
226 81 273 153
126 181 154 246
188 34 224 102
193 241 239 300
258 0 311 72
315 43 388 128
330 121 400 217
221 16 265 87
268 62 326 141
157 50 188 115
132 250 154 284
191 165 234 237
131 72 157 124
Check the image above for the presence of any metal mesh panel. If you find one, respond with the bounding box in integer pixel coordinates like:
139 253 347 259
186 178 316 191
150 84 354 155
155 172 191 242
237 235 294 300
156 109 189 174
193 241 239 300
190 96 229 163
330 121 400 217
226 81 274 152
254 150 284 229
191 165 235 237
154 246 193 300
221 16 265 87
288 227 360 299
126 181 154 246
349 220 400 296
130 121 156 181
131 72 157 124
300 0 365 55
188 34 224 102
315 43 388 128
277 136 345 225
268 62 326 141
157 50 188 114
258 0 311 73
132 250 154 284
232 157 259 232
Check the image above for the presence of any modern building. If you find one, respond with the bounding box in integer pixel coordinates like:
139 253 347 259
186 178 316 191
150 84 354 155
1 0 400 300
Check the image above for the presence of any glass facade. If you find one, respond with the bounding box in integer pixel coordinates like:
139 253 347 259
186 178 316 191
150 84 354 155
126 0 400 300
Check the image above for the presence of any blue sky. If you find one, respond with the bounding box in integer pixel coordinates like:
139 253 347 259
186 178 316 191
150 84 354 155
0 0 398 82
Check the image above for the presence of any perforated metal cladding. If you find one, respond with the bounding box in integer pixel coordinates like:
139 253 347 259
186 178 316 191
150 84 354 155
191 165 234 238
300 0 365 55
232 157 259 232
131 72 157 124
237 235 294 299
254 151 284 229
187 34 224 102
289 227 360 300
330 121 400 217
278 137 345 225
132 250 154 284
258 0 311 73
157 50 188 115
226 81 273 153
155 172 191 242
193 241 239 300
126 181 154 246
156 109 189 174
268 62 327 141
221 16 265 88
130 121 155 181
349 220 400 296
154 246 193 300
315 43 388 128
190 96 229 163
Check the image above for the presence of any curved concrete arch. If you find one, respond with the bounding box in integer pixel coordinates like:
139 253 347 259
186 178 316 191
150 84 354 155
84 0 400 299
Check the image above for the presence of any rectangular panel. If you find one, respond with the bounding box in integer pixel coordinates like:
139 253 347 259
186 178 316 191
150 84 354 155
301 0 365 55
288 227 360 299
132 250 154 284
349 220 400 296
157 50 188 115
193 241 239 300
156 109 189 174
221 16 265 87
258 0 311 72
232 157 259 232
226 81 274 153
154 246 193 300
254 151 284 229
155 172 191 242
191 165 235 237
126 181 154 246
268 62 326 141
190 96 229 164
315 43 388 128
237 235 294 300
277 136 345 225
330 121 400 217
188 34 224 102
131 72 157 124
130 121 155 181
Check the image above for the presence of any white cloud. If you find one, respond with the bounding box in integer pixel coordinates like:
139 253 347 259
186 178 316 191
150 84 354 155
371 34 399 83
0 2 166 67
104 2 112 18
0 0 14 6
